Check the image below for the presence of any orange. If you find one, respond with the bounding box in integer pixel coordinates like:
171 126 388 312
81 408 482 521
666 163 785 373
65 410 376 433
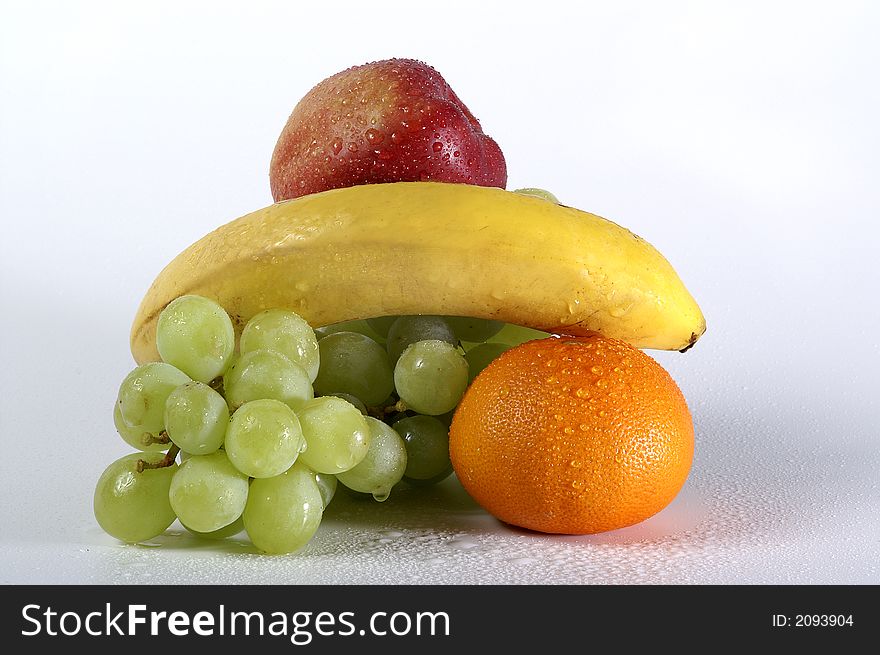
449 334 693 534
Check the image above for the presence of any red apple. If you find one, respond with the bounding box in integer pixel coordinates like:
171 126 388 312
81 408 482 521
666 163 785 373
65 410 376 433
270 58 507 201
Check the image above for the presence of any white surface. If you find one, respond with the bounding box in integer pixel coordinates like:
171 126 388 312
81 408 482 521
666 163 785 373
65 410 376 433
1 1 878 584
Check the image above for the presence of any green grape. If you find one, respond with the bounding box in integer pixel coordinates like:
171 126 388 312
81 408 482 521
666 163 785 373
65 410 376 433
445 316 505 343
156 295 235 383
393 340 469 415
464 342 512 383
168 451 249 533
116 362 191 434
489 323 551 346
223 349 313 412
385 315 456 363
314 319 379 340
313 471 338 509
365 316 398 338
239 309 320 383
243 461 323 554
313 332 393 406
297 396 370 474
183 516 244 540
392 415 454 485
337 417 407 501
513 187 560 203
163 381 229 455
225 399 305 478
93 452 177 543
321 392 369 415
113 404 168 452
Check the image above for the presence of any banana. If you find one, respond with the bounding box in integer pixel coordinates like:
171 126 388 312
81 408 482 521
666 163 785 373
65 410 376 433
131 182 705 363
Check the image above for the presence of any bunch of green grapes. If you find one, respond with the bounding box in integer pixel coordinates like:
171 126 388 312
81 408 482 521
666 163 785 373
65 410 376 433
95 295 548 554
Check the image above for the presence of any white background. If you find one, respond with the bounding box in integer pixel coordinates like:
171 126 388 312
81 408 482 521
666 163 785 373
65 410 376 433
1 0 877 584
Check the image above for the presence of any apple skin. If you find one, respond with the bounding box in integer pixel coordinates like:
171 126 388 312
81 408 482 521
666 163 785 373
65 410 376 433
270 58 507 201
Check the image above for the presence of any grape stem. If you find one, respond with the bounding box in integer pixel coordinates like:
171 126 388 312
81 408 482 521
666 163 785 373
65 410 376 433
137 445 180 473
141 430 171 447
368 399 408 419
385 399 408 414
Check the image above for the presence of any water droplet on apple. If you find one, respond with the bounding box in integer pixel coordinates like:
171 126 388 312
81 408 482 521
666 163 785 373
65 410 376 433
432 141 443 153
331 139 343 155
365 128 384 144
347 142 358 153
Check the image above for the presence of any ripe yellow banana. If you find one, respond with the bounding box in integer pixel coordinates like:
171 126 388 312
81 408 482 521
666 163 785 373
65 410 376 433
131 182 705 363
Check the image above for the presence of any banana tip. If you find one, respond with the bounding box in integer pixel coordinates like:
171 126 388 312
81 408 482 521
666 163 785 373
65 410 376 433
678 325 706 353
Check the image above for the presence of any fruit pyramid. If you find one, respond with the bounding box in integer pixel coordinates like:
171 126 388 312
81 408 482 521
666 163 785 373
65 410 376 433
96 58 705 554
